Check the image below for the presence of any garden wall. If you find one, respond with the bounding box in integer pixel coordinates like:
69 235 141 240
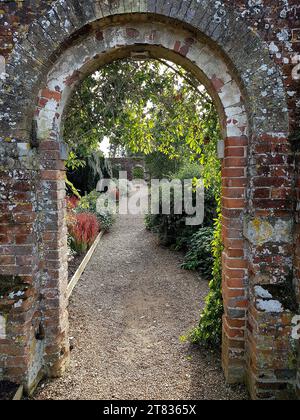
108 157 145 180
0 1 299 399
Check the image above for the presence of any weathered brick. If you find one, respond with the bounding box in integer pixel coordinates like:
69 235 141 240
0 0 299 400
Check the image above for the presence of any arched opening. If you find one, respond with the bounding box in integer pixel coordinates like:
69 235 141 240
0 4 296 400
34 20 249 390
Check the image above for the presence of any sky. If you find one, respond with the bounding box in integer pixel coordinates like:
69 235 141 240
99 136 110 158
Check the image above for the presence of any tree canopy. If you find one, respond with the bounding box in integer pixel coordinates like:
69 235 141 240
64 58 221 194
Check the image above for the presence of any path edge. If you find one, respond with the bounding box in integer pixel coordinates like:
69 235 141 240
12 385 24 401
67 231 104 300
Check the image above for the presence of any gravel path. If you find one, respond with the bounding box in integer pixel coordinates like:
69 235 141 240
34 213 248 400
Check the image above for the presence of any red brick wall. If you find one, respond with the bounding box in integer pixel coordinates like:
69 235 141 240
0 0 299 399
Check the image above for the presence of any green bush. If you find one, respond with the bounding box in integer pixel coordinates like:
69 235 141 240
132 166 145 179
97 211 115 232
170 162 202 181
66 151 111 195
145 162 217 248
181 227 214 279
77 190 100 214
145 151 181 179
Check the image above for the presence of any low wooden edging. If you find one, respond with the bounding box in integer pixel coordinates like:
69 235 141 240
67 231 104 299
12 385 23 401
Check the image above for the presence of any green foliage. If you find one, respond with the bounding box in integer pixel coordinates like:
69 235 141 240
181 227 214 278
132 166 145 179
77 190 101 214
67 234 77 258
64 59 218 166
76 190 115 232
145 163 217 248
145 151 181 179
188 214 224 347
97 212 115 232
170 162 203 181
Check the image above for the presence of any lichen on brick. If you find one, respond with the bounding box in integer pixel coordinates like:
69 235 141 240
0 0 299 400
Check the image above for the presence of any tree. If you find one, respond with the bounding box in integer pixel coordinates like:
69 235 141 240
64 59 221 194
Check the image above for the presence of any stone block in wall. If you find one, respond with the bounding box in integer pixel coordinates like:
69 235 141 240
244 217 293 247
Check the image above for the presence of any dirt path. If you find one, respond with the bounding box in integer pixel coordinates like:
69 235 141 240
34 214 248 400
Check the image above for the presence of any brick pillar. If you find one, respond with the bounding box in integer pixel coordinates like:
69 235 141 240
221 136 248 383
38 140 70 379
245 134 297 399
0 137 69 393
0 139 43 391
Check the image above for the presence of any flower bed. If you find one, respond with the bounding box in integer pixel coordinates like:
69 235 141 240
67 190 115 282
68 253 85 282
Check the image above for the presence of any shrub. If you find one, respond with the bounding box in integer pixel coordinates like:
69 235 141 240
97 211 115 232
145 162 217 248
77 190 101 214
145 213 159 231
145 151 181 179
132 166 144 179
69 212 100 254
181 227 214 278
67 235 77 262
170 162 202 181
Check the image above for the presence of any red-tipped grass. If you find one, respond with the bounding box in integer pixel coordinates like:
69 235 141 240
69 212 100 254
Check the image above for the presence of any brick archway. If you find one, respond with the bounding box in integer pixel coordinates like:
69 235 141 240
0 1 297 400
